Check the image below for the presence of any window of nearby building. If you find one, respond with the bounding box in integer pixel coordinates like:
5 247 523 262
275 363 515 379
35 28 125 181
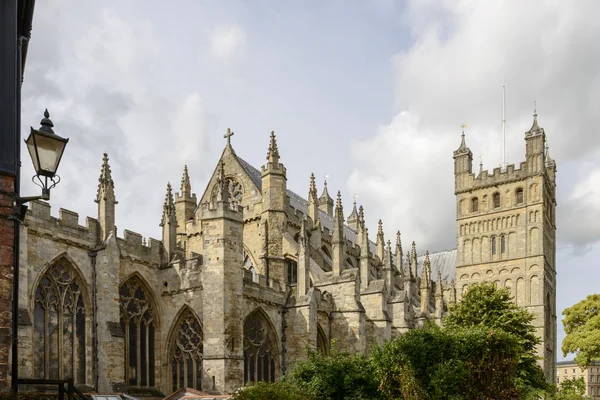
501 236 506 254
170 308 203 392
471 197 479 212
491 236 497 255
286 259 298 285
120 277 156 387
244 310 279 384
516 188 524 204
493 192 501 208
33 261 87 383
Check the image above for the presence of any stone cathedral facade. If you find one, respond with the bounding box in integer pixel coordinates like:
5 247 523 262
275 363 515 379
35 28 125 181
15 114 556 396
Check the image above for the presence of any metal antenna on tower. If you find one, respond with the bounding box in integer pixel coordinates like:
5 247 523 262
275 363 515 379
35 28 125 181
501 86 507 171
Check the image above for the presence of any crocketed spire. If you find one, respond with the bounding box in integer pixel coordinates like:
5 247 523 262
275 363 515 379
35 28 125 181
309 173 317 201
96 152 117 203
160 182 176 226
181 165 191 195
216 160 229 202
348 197 358 221
436 269 443 296
267 131 280 164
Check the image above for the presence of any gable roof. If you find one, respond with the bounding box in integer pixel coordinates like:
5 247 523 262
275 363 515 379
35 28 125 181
235 154 457 280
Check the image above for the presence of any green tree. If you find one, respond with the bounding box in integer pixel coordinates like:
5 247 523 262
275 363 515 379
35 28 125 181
562 294 600 367
231 381 308 400
443 282 547 393
290 346 383 400
372 322 522 400
548 377 591 400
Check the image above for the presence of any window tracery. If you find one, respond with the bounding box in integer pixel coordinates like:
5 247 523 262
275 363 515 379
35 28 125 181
244 310 279 384
170 309 203 392
120 277 156 387
211 177 243 209
33 262 86 382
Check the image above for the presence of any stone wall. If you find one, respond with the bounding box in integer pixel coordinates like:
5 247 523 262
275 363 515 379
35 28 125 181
0 173 14 390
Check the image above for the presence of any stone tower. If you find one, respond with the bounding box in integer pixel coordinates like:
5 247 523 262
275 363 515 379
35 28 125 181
453 113 557 381
200 161 244 393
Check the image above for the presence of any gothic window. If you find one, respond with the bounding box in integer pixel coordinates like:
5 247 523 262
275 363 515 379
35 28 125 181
471 197 479 212
501 235 506 254
317 325 328 355
120 276 156 387
492 192 501 208
244 310 279 384
211 177 243 209
491 236 497 255
516 188 524 204
286 259 298 285
170 308 203 393
33 261 87 383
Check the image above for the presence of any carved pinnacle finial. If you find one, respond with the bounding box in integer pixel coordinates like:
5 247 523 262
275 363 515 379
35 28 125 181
309 173 317 200
425 250 430 265
181 165 191 194
396 231 402 248
377 219 384 238
267 131 280 163
534 100 537 118
161 182 176 225
336 190 342 210
320 175 332 201
96 152 117 203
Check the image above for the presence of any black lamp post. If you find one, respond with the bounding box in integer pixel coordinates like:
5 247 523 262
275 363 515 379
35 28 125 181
12 109 68 398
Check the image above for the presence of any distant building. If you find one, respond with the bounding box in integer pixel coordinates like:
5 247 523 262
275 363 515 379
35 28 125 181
556 360 600 398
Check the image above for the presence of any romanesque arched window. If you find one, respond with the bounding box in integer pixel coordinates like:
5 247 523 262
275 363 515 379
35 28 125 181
516 188 524 204
33 261 87 382
491 236 497 255
120 276 156 387
492 192 501 208
243 309 279 384
170 308 203 393
471 197 479 212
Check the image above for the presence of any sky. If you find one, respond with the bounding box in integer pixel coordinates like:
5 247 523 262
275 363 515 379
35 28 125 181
20 0 600 361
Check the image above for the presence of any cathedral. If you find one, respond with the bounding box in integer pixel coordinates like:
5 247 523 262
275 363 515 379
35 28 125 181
15 112 557 396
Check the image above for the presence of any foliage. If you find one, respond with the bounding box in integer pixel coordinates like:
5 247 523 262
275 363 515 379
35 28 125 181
443 282 547 393
372 322 522 400
546 377 591 400
290 345 383 400
231 380 308 400
562 294 600 367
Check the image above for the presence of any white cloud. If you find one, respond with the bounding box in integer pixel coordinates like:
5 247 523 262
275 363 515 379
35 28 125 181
210 24 247 60
349 0 600 252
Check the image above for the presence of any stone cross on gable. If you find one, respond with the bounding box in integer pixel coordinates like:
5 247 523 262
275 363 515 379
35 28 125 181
224 128 234 146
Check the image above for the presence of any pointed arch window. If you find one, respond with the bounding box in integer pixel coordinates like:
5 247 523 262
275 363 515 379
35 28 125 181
33 261 87 382
120 277 156 387
317 325 329 355
286 258 298 285
244 310 279 384
170 308 203 393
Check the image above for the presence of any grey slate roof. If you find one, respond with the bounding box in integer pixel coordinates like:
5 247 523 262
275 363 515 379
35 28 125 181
236 155 457 280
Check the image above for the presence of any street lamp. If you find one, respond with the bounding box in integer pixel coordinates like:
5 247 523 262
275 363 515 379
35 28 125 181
11 110 68 399
18 109 69 209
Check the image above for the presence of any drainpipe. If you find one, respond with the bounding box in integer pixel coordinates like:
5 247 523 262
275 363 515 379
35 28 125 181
88 249 99 392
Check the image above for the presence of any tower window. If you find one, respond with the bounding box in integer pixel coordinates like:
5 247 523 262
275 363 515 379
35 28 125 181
493 192 501 209
516 188 524 204
286 259 298 285
491 237 497 255
501 236 506 253
471 197 479 212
